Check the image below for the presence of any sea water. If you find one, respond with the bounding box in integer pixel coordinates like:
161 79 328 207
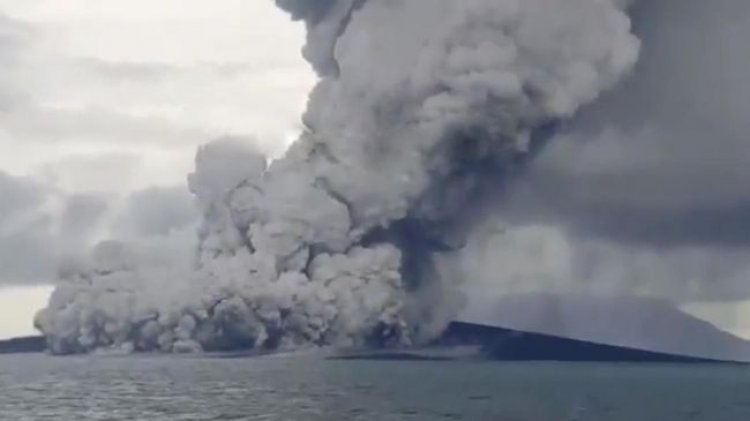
1 353 749 420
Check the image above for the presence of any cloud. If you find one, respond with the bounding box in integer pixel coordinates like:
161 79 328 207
453 220 750 309
0 4 311 287
0 104 213 147
0 3 311 181
0 170 60 283
0 229 58 284
0 170 113 284
35 152 144 193
0 170 47 220
59 193 110 240
0 171 198 284
0 13 33 111
452 0 750 305
112 186 197 238
504 0 750 248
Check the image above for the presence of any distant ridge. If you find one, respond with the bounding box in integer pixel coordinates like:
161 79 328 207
338 293 750 363
441 322 739 363
466 293 750 362
333 321 744 363
0 336 45 354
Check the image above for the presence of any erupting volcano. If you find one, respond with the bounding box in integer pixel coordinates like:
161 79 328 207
36 0 652 354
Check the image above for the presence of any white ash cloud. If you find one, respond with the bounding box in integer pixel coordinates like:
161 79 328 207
36 0 639 354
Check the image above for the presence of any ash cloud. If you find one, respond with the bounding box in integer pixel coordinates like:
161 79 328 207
515 0 750 247
36 0 641 354
452 0 750 308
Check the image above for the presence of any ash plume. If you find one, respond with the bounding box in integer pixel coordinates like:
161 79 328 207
36 0 639 354
449 0 750 313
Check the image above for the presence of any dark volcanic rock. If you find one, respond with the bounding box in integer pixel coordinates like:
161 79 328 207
0 336 45 354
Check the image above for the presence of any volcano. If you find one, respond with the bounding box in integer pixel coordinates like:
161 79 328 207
336 293 750 363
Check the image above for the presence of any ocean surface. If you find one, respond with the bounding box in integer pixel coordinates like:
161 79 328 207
1 353 750 420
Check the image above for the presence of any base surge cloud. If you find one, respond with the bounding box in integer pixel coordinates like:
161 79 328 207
35 0 639 354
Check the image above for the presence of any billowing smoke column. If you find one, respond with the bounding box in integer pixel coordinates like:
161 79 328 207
35 0 639 354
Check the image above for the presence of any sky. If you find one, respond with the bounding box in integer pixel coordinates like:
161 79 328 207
0 1 313 338
1 0 750 342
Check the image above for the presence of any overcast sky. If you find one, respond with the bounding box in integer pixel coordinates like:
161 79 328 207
0 1 312 337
